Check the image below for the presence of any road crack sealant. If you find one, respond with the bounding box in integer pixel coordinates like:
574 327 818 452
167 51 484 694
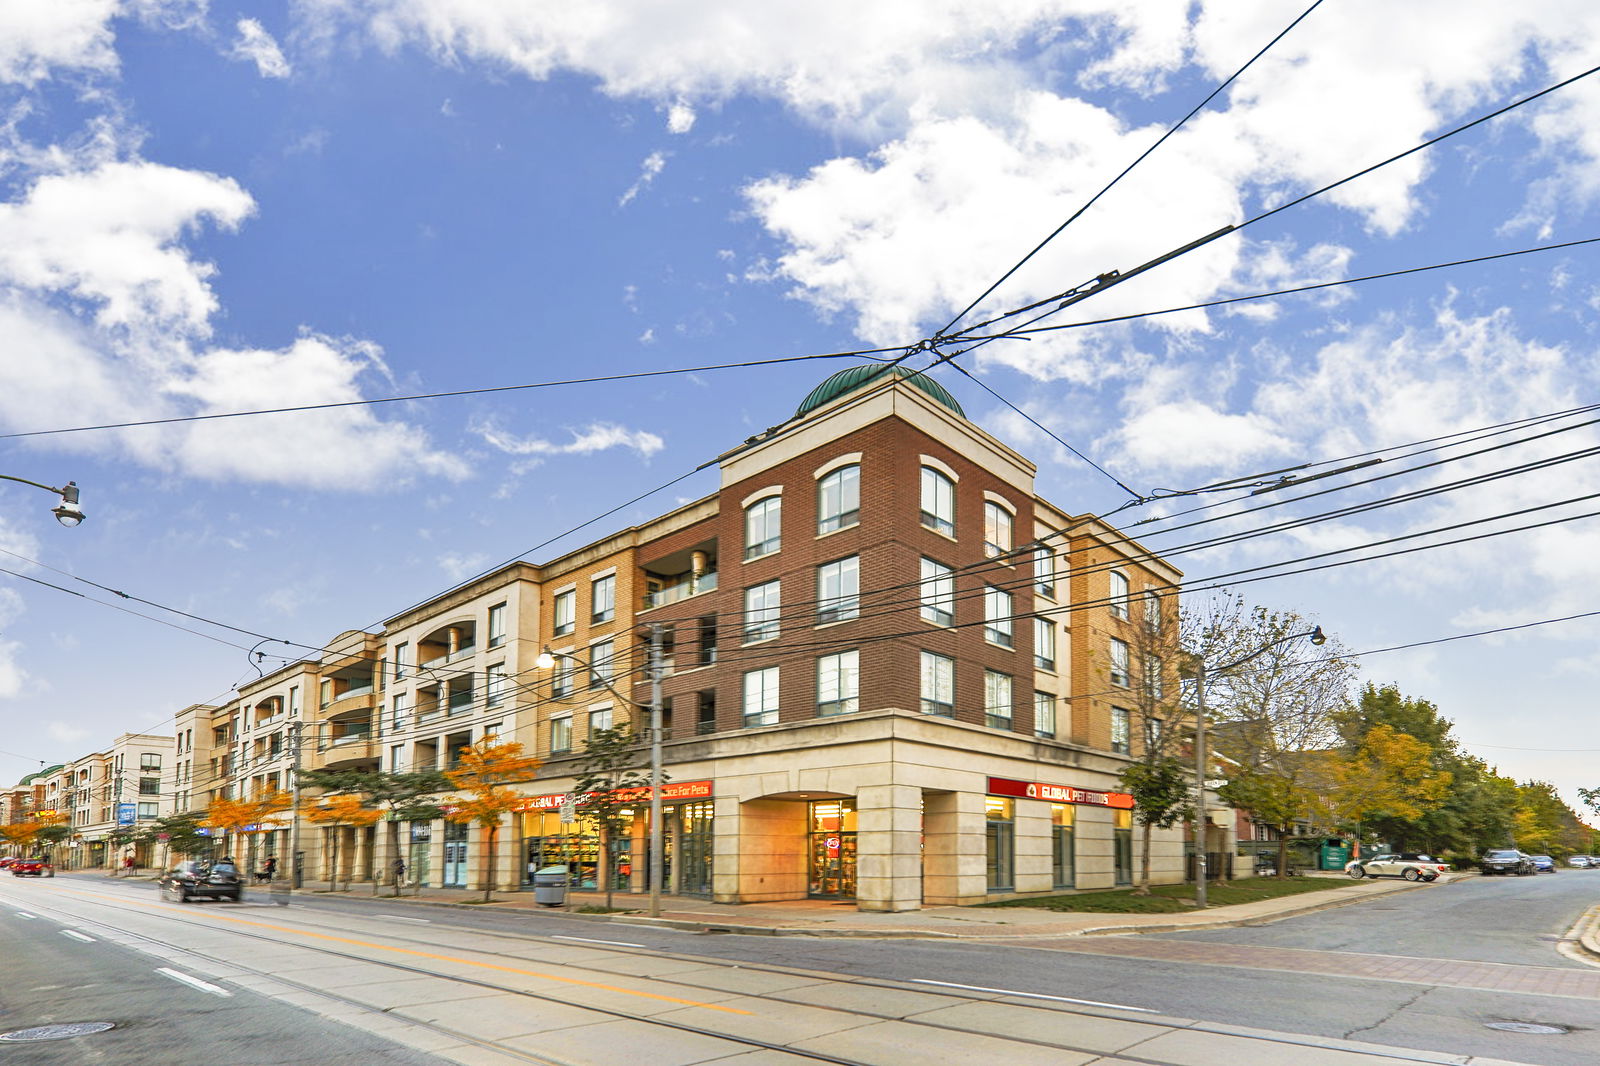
1342 984 1434 1040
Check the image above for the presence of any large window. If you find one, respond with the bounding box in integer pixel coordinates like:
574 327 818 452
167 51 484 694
817 463 860 534
1034 617 1056 671
488 603 507 647
1111 707 1131 754
1145 655 1163 699
817 556 859 624
591 575 615 624
589 706 613 735
984 586 1013 648
743 666 780 727
550 715 572 754
743 580 781 642
552 590 576 636
1035 546 1055 597
986 796 1014 891
394 642 409 680
486 663 507 706
983 500 1013 558
920 558 954 626
551 657 573 698
1144 589 1163 632
816 650 859 716
920 466 955 536
140 753 161 771
1035 691 1056 739
984 670 1013 730
745 496 782 560
1110 638 1131 687
589 639 616 689
920 651 954 716
392 691 408 730
1109 571 1130 619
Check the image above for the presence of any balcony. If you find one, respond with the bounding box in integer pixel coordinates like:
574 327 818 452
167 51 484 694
314 730 376 771
322 687 376 717
643 571 717 610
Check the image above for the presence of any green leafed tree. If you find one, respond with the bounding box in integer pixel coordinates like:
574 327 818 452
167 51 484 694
297 767 451 896
571 723 657 910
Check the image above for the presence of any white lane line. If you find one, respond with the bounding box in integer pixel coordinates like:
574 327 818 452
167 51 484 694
157 968 233 998
374 914 431 923
59 930 96 943
911 979 1155 1013
14 912 37 920
552 935 647 948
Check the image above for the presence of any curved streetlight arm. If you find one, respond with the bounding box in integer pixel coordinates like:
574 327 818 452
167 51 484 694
1209 626 1327 677
0 474 84 526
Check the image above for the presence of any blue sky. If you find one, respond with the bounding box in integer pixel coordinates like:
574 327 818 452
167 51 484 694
1 2 1598 811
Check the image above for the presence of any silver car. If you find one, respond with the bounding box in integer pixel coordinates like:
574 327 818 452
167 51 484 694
1346 853 1448 882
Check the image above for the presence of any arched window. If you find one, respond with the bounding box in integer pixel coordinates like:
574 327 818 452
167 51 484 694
920 466 955 536
745 495 782 559
817 464 860 534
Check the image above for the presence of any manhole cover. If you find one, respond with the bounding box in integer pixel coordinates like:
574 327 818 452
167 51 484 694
1486 1022 1568 1035
0 1022 116 1042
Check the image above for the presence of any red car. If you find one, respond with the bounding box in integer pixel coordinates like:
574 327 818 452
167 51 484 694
11 857 52 877
0 857 16 870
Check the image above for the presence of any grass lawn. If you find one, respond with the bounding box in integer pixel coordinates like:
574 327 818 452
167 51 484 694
977 876 1350 913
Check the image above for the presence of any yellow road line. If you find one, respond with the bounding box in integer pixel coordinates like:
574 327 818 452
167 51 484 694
54 886 750 1014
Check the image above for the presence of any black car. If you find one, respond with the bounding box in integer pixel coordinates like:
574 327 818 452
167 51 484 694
159 859 243 902
1480 849 1536 876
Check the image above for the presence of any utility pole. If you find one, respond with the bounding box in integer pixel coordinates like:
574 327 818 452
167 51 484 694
647 622 664 919
288 722 304 889
1192 659 1209 910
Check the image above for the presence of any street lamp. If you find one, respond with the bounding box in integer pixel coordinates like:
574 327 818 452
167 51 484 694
0 475 84 526
1188 625 1326 908
536 624 666 918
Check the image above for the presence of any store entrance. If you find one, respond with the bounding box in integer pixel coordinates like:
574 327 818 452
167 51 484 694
807 798 857 899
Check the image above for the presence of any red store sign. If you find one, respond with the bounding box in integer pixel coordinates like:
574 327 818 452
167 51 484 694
515 779 713 813
987 776 1134 810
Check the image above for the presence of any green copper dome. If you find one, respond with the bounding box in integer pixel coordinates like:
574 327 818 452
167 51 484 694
797 365 965 418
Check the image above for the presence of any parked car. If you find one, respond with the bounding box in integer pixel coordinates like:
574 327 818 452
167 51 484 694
1480 849 1537 876
11 857 51 877
1528 854 1557 873
158 859 243 903
1345 853 1448 881
1570 855 1594 868
0 856 15 870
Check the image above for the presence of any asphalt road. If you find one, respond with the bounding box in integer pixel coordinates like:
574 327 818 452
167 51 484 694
0 892 449 1065
10 871 1600 1065
1169 867 1600 965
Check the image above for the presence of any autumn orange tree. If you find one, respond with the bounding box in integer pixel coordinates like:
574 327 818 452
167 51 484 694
306 795 383 892
445 738 540 902
203 790 292 862
0 820 41 853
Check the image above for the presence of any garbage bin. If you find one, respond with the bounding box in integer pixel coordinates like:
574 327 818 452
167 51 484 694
534 865 569 907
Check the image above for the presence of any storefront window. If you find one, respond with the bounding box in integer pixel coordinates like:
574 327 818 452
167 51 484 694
520 809 600 889
808 799 857 898
986 796 1014 892
1051 804 1075 889
443 820 468 888
1114 808 1133 886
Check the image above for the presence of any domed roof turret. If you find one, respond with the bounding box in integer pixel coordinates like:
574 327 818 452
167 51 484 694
796 365 965 418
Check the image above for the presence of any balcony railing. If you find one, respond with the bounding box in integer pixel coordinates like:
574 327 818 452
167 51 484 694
643 571 717 610
448 690 475 715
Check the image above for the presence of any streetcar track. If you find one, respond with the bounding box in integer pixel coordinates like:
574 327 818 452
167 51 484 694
5 880 1477 1066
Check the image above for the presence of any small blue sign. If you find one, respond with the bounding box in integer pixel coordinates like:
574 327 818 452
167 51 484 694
116 803 136 826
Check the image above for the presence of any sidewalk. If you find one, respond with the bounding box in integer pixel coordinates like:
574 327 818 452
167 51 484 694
271 870 1467 939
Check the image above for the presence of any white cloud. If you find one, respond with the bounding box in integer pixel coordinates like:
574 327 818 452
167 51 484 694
618 150 666 207
0 0 119 86
0 159 255 337
1115 400 1291 472
167 334 470 488
438 551 489 581
47 720 90 744
474 419 665 461
666 101 695 134
231 17 291 79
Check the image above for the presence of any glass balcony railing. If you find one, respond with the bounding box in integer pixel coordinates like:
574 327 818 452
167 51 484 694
643 571 717 609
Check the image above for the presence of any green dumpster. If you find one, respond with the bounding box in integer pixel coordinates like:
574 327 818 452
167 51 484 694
1319 842 1352 870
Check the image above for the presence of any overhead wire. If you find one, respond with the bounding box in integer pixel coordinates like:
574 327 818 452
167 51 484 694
936 0 1328 337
